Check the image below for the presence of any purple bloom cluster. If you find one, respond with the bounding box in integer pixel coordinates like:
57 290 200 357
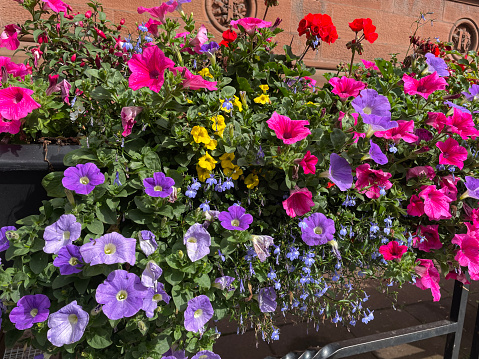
184 223 211 262
0 226 15 252
47 301 89 347
43 214 82 254
143 172 175 198
80 232 136 266
218 205 253 231
62 162 105 195
184 295 214 333
327 154 353 191
301 213 336 246
9 294 50 330
53 244 83 275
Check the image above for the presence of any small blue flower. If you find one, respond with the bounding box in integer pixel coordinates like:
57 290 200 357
206 174 217 186
223 177 234 190
218 249 225 262
362 309 374 324
199 200 210 212
138 23 148 32
298 220 308 229
388 144 398 153
271 328 280 341
222 98 234 111
114 171 122 186
191 178 201 191
274 281 281 290
349 318 357 326
339 225 347 236
332 311 342 323
286 247 300 261
215 180 224 192
370 223 379 233
185 185 197 198
363 292 370 302
267 269 277 280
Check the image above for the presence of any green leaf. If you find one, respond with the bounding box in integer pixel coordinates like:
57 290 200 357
87 219 104 235
30 251 48 274
96 204 117 225
52 275 75 289
91 86 112 100
63 148 98 166
42 172 66 198
74 278 90 294
87 328 112 349
236 76 254 93
194 273 210 289
330 128 346 149
164 269 184 285
221 86 236 98
166 169 184 188
143 151 161 171
153 334 172 355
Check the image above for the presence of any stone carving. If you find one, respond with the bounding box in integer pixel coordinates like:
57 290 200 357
206 0 257 32
449 19 478 55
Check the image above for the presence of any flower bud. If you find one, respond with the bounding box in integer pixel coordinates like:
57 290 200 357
85 10 92 18
71 53 76 62
177 250 184 259
120 18 125 25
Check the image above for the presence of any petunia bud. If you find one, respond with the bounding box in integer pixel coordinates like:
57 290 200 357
177 250 184 259
120 18 125 25
71 53 76 62
85 10 92 18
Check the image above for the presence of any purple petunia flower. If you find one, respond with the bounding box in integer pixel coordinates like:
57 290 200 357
218 205 253 231
142 283 171 318
96 269 148 320
258 287 277 313
47 300 89 347
425 53 449 77
201 41 220 56
191 351 221 359
369 140 388 165
251 235 274 262
0 226 15 252
363 114 398 132
80 232 136 266
43 214 82 255
141 261 163 288
351 89 392 121
9 294 50 330
326 153 353 191
183 223 211 262
139 230 158 257
184 295 214 333
62 162 105 195
462 84 479 102
53 244 83 275
301 213 336 246
143 172 175 198
443 100 479 114
463 176 479 200
162 349 188 359
212 276 235 291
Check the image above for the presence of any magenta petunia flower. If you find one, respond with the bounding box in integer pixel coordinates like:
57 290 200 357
414 258 441 301
462 176 479 200
62 162 105 195
374 120 418 143
452 233 479 280
141 261 163 288
137 2 177 24
368 140 388 165
299 151 318 174
183 223 211 261
361 59 379 70
0 57 30 79
53 244 83 275
445 108 479 140
266 111 311 145
282 187 315 218
212 276 235 291
379 241 407 261
0 226 15 252
258 287 277 313
403 72 447 100
128 46 175 93
182 25 208 55
80 232 137 266
251 235 274 262
413 225 442 252
9 294 50 330
143 171 175 198
406 166 435 181
426 112 447 132
230 17 272 36
0 87 41 121
425 53 449 77
355 163 392 199
142 284 171 318
445 268 470 285
0 116 22 134
43 0 69 13
121 106 143 137
96 270 148 320
325 153 353 191
191 351 221 359
329 76 366 99
407 195 425 217
300 212 335 246
184 295 214 333
218 205 253 231
139 230 158 256
439 175 459 201
351 89 391 121
43 214 82 255
170 67 217 91
47 301 89 347
145 18 162 37
436 137 468 170
418 185 452 221
0 24 20 51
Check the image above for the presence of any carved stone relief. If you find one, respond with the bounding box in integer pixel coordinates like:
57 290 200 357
449 18 479 56
206 0 257 32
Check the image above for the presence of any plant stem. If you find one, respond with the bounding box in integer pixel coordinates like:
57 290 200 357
348 34 357 76
262 6 269 21
298 44 310 63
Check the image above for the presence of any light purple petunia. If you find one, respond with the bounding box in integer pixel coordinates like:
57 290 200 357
96 269 148 320
143 172 175 198
142 283 171 318
351 89 391 120
184 295 214 333
425 53 449 77
300 213 336 246
47 300 89 347
369 140 388 165
43 214 82 255
62 162 105 195
218 205 253 231
80 232 136 266
463 84 479 102
212 276 235 291
327 153 353 191
463 176 479 199
258 287 277 313
191 351 221 359
139 230 158 256
363 114 398 131
53 244 83 275
251 235 274 262
141 261 163 288
183 223 211 262
9 294 50 330
162 349 188 359
0 226 15 252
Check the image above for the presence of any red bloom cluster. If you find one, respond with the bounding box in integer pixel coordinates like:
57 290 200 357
219 29 237 47
348 18 378 44
297 13 338 44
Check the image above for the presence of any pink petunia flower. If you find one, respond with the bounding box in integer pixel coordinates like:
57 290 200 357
451 233 479 280
402 72 447 100
182 25 208 55
439 174 460 201
418 185 452 221
413 225 442 252
361 59 379 71
374 120 418 143
329 76 366 99
128 46 175 93
121 106 143 137
436 137 468 170
299 151 318 174
0 116 21 134
303 76 316 89
0 87 41 121
445 108 479 140
266 112 310 145
230 17 272 36
137 2 178 25
426 112 447 132
0 57 30 79
379 241 408 260
282 187 315 218
407 194 425 217
0 24 21 51
43 0 69 13
414 258 441 301
406 166 435 181
445 268 470 285
354 163 392 199
170 67 217 91
145 18 162 37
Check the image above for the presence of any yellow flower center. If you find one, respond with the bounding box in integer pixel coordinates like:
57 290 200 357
30 308 38 318
363 106 372 115
79 176 90 185
153 294 163 302
187 237 197 244
194 309 203 318
116 290 128 301
63 231 71 240
154 185 163 192
69 257 79 266
314 226 323 235
68 314 78 324
104 243 117 255
231 219 240 227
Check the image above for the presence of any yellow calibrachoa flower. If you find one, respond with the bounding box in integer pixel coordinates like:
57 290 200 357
233 96 243 112
198 152 217 171
224 165 243 180
191 126 210 144
210 115 226 137
254 94 270 105
306 101 319 106
205 139 217 150
219 152 235 169
259 84 269 94
196 165 211 182
244 173 259 189
186 99 193 104
198 68 213 78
